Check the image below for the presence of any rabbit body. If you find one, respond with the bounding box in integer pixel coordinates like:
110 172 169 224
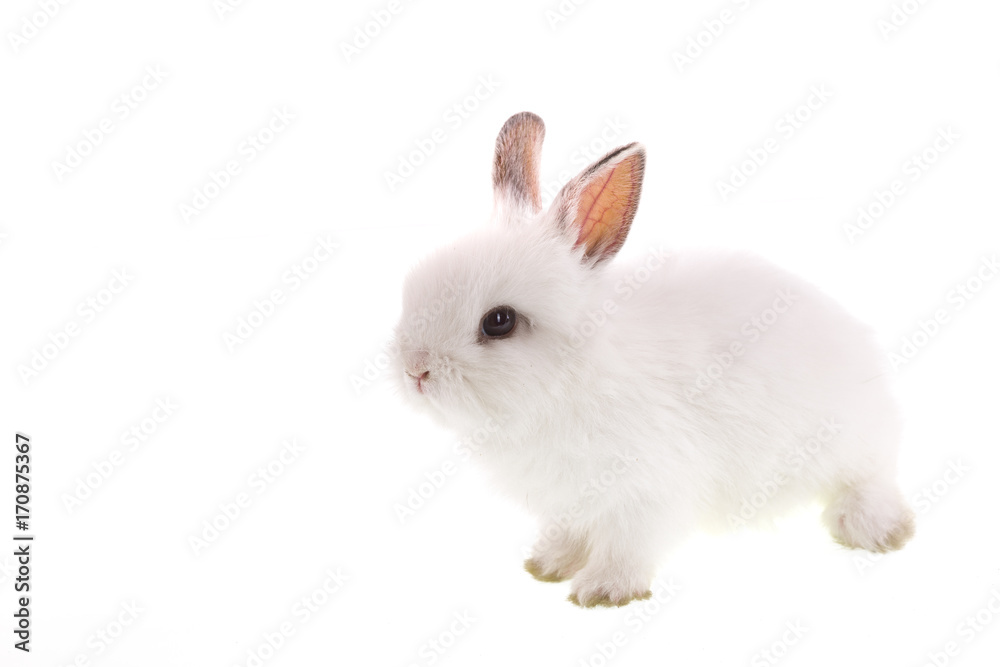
393 112 914 607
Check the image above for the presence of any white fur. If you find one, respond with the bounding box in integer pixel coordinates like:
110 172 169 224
392 118 914 607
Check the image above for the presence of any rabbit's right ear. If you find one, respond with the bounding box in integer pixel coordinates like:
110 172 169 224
493 112 546 215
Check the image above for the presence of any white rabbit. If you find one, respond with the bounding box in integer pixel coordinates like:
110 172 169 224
392 111 914 607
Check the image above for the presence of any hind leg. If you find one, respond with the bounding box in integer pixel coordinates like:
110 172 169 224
822 476 915 553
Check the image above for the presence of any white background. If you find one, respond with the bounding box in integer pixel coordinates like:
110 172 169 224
2 0 999 665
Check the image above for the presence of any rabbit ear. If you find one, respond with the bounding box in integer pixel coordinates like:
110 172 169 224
548 142 645 264
493 112 546 214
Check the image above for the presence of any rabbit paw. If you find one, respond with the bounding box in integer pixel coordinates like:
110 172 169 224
568 569 652 608
823 479 916 553
524 530 589 583
525 545 588 583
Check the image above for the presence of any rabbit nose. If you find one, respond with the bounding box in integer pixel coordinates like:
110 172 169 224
404 351 430 378
404 352 431 393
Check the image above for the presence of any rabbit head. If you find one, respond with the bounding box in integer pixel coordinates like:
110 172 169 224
392 112 645 432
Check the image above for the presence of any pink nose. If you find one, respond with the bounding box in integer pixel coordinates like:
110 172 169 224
404 351 429 378
405 364 430 393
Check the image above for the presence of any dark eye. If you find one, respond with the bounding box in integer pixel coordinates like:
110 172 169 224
481 306 517 338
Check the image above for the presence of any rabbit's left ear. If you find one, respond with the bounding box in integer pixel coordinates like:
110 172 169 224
547 143 645 265
493 112 546 214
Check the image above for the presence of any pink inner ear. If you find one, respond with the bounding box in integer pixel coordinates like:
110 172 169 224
573 155 642 261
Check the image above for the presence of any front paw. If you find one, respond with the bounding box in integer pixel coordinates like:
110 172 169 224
524 535 589 583
568 571 652 608
524 550 588 583
524 557 570 582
